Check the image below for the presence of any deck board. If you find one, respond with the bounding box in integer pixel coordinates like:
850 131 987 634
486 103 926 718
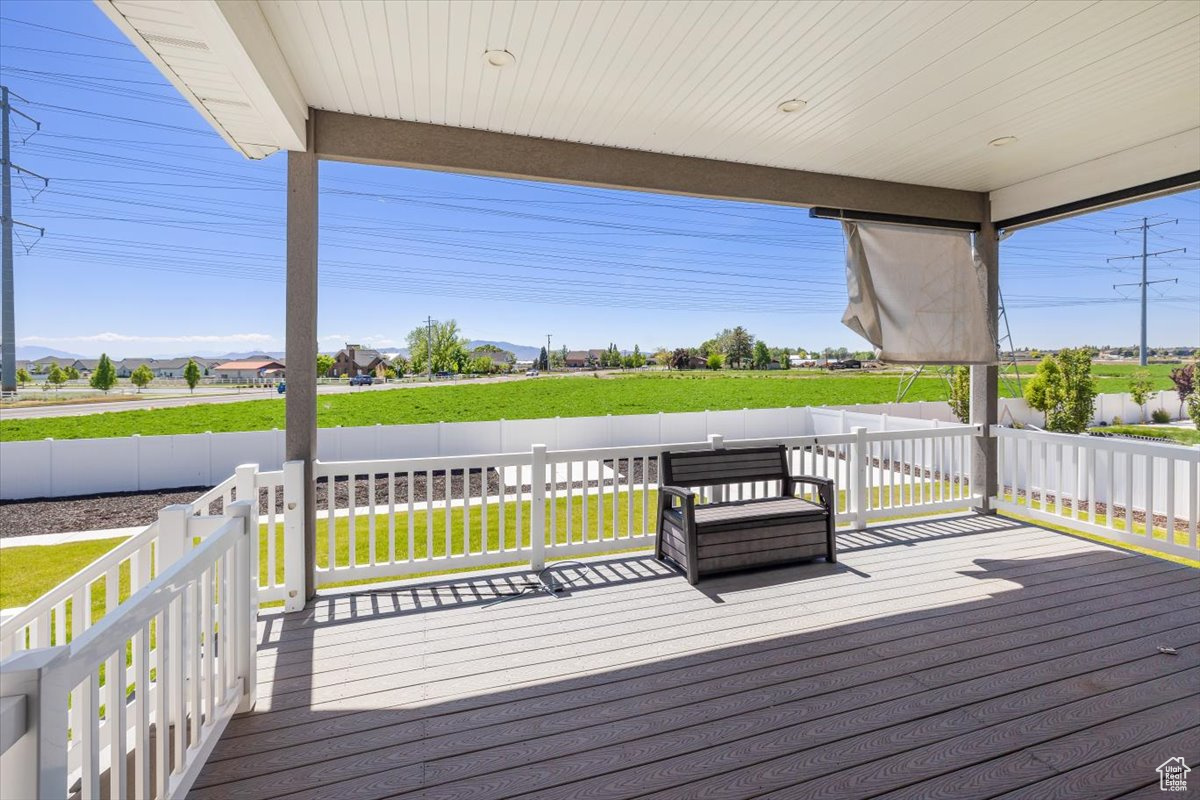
190 514 1199 800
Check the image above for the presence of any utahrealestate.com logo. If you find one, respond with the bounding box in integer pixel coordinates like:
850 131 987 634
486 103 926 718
1158 757 1190 792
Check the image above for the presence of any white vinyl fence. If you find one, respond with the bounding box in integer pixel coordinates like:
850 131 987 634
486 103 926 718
2 406 947 500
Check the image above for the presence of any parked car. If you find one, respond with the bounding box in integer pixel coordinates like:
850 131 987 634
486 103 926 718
350 374 374 386
525 369 539 376
276 381 286 394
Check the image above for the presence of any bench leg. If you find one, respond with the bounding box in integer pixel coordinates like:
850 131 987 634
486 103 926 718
826 514 837 563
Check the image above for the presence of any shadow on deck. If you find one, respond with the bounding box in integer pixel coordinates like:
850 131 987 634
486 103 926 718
190 513 1199 800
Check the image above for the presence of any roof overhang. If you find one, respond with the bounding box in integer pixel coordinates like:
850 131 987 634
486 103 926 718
97 0 1200 226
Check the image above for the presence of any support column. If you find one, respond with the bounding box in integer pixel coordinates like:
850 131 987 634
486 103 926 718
971 208 999 513
286 143 318 600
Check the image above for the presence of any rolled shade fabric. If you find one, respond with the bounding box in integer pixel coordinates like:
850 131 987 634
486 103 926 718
841 220 997 364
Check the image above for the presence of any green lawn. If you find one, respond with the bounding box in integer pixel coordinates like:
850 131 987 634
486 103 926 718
1 369 1182 443
1087 424 1200 446
0 372 958 442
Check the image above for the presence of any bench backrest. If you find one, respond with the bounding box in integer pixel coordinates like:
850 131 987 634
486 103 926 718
660 445 790 488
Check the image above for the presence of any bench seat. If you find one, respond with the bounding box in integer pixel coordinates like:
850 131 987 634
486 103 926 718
656 445 837 584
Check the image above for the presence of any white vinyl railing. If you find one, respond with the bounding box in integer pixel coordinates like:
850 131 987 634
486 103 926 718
0 474 241 660
0 501 258 800
304 425 981 591
994 427 1199 561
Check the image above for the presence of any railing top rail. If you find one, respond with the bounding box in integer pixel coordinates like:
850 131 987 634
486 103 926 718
997 425 1199 461
314 451 532 476
56 514 243 688
0 520 160 638
187 474 236 514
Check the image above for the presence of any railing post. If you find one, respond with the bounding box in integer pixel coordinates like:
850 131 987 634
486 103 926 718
851 426 868 530
157 504 191 573
226 499 258 713
0 647 69 800
530 445 547 571
709 434 725 503
235 463 258 505
282 460 307 612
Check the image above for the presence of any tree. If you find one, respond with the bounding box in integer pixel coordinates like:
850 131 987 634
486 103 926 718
537 346 549 371
549 348 565 371
752 340 771 370
130 364 154 393
46 363 66 392
63 365 80 381
316 353 335 378
717 326 753 368
391 354 409 378
1022 349 1096 433
15 367 31 386
469 355 494 374
1169 364 1195 416
90 354 117 393
653 347 671 368
631 344 645 369
670 348 690 370
1187 390 1200 429
1128 369 1155 423
707 352 723 370
406 319 469 376
947 366 971 424
184 359 202 393
779 348 791 370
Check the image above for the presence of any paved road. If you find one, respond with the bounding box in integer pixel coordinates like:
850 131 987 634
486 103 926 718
0 375 531 420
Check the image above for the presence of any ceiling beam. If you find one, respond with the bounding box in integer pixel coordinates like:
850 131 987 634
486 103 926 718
312 110 986 223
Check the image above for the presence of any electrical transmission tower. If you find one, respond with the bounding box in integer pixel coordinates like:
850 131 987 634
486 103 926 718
1109 218 1183 366
2 85 47 395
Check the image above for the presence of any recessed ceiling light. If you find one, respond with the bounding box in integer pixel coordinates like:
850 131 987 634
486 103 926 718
988 136 1018 147
778 99 807 113
484 49 516 68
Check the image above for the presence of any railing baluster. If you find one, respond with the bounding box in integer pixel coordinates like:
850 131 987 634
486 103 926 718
497 469 507 553
348 472 357 568
581 460 589 542
186 582 201 745
515 466 524 552
388 472 396 565
1125 451 1134 532
566 460 574 545
202 567 214 723
444 468 452 558
481 467 490 555
154 607 170 799
1145 452 1155 538
134 622 150 800
170 592 185 773
267 485 278 587
108 643 128 800
81 668 100 800
326 476 336 572
611 459 619 540
1165 452 1175 546
407 471 415 563
549 462 558 550
368 471 377 566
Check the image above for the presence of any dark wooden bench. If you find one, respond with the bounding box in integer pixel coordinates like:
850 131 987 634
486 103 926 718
655 445 836 584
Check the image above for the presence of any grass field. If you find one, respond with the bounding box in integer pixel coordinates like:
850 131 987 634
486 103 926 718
0 368 1178 442
1087 424 1200 446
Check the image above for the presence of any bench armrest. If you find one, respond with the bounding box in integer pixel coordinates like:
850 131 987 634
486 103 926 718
789 475 835 509
659 484 695 510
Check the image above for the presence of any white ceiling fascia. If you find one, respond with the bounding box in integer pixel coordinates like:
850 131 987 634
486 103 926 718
990 128 1200 226
183 0 308 153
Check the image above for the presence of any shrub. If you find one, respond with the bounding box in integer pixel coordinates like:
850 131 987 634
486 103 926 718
1187 391 1200 429
1023 349 1096 433
1111 416 1122 426
1150 408 1170 424
947 366 970 424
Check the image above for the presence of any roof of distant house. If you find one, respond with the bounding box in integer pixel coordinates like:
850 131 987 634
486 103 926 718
214 359 285 370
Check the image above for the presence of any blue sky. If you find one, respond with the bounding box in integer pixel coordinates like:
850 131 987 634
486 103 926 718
2 1 1198 359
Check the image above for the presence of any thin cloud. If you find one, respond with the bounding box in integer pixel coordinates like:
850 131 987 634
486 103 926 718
21 332 277 345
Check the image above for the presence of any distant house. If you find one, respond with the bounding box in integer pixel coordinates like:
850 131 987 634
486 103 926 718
213 359 285 381
564 349 604 368
71 359 100 375
330 343 386 377
151 358 208 378
115 359 154 378
470 347 514 372
31 356 62 373
687 356 708 369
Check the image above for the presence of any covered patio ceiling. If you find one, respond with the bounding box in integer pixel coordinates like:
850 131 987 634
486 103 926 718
97 0 1200 226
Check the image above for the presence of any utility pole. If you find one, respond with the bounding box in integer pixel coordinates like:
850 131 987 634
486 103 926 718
425 316 436 382
1 86 46 395
546 333 552 371
1110 218 1183 366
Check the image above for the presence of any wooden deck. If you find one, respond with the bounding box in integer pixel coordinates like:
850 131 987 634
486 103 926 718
190 513 1200 800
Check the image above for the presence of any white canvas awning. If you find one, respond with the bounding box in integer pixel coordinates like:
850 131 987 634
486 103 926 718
841 221 996 365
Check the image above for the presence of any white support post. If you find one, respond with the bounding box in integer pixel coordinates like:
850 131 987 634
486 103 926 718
530 445 547 571
851 426 868 530
0 647 69 800
709 434 725 503
225 500 258 713
156 504 191 573
282 460 307 612
234 463 258 506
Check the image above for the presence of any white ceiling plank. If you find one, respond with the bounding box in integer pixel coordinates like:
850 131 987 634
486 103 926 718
100 0 1200 211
